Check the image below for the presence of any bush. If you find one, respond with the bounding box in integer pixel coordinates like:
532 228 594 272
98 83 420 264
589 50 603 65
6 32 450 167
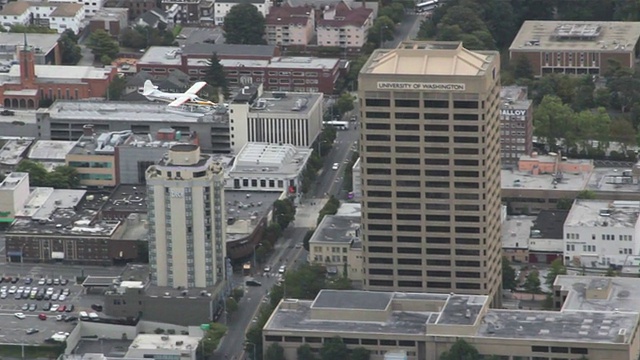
232 288 244 301
154 328 165 334
167 329 176 335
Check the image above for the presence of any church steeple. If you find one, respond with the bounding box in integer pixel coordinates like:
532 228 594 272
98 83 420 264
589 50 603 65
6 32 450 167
19 32 35 85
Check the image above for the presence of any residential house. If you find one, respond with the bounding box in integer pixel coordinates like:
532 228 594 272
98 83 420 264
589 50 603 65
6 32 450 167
89 8 128 37
265 5 315 46
316 0 373 50
0 1 86 34
104 0 156 20
213 0 271 25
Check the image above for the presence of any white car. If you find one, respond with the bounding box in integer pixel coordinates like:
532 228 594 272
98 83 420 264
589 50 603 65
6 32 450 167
58 294 66 301
332 162 339 170
37 279 45 286
14 313 26 319
0 292 6 299
46 288 54 296
278 265 286 274
50 304 60 312
8 286 17 294
0 286 6 292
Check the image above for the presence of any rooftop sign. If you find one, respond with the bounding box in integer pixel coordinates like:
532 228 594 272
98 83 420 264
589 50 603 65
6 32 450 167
377 82 466 91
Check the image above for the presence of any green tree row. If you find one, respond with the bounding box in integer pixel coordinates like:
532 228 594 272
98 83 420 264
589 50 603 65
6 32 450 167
120 24 176 50
316 196 340 225
16 160 80 189
245 263 351 360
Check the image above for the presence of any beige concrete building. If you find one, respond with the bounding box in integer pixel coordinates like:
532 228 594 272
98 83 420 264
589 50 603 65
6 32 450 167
265 5 315 46
308 214 363 281
263 281 640 360
145 144 226 288
358 41 503 303
509 21 640 77
0 172 30 224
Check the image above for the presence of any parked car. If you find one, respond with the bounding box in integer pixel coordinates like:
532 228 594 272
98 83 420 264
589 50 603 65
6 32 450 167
10 277 19 284
45 279 53 286
79 311 89 320
38 313 47 320
245 279 262 287
50 304 59 312
14 313 25 319
91 304 103 312
24 277 32 285
58 305 66 312
28 304 36 312
1 109 15 116
37 279 45 286
26 328 38 335
64 316 78 322
60 278 68 286
65 304 74 313
21 304 29 311
42 302 51 311
53 279 60 286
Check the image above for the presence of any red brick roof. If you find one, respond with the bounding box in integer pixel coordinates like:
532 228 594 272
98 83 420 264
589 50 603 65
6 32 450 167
265 5 313 26
317 1 372 28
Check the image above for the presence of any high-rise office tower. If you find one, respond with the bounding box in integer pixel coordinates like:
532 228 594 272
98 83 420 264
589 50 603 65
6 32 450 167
358 42 502 304
146 144 226 288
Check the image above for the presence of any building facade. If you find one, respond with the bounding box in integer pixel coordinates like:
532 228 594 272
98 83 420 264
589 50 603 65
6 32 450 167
317 1 373 50
88 8 128 37
308 214 363 281
500 86 533 167
265 5 315 46
509 21 640 77
358 41 503 303
0 2 85 34
213 0 271 25
263 286 640 360
0 172 30 224
229 86 323 152
146 144 226 288
564 200 640 267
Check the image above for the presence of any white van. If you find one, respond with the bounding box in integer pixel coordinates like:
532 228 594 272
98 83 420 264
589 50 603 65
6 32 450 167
88 312 99 321
79 311 89 320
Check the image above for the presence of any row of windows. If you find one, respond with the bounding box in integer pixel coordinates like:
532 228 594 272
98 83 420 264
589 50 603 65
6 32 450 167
366 135 480 144
366 246 480 255
366 235 480 245
367 279 482 289
368 268 481 277
366 224 482 234
365 99 479 109
366 112 480 121
367 157 480 166
531 345 588 354
367 202 479 211
367 258 483 267
264 335 416 347
366 183 481 194
366 123 479 132
366 213 480 222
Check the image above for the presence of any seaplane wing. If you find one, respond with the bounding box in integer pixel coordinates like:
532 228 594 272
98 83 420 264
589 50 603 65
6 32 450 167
185 82 207 95
167 96 191 107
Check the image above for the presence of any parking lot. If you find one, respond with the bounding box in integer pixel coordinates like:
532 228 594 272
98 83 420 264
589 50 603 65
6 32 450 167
176 27 225 45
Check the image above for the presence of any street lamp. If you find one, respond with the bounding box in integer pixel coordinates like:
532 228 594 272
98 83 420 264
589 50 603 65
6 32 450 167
246 341 256 360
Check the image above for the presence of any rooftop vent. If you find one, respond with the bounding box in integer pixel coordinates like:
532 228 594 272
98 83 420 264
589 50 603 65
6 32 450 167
599 209 612 217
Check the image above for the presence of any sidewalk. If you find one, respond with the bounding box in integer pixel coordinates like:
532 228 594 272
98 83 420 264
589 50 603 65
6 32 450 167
293 198 328 229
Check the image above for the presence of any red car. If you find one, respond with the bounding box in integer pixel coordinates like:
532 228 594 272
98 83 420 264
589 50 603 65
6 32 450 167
57 305 66 312
38 313 47 320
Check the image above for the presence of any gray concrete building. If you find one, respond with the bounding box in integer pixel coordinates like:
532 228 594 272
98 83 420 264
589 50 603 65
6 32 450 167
500 86 533 167
36 100 231 153
358 41 503 304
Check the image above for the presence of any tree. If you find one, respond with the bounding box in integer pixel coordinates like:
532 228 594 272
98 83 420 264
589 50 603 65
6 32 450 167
224 3 266 44
302 230 314 251
50 165 80 188
378 2 405 23
577 190 596 200
87 30 119 65
320 337 349 360
351 347 371 360
9 24 56 33
533 95 575 150
225 297 238 313
16 160 48 186
264 343 286 360
609 118 637 152
502 257 518 291
297 344 316 360
368 16 395 47
317 196 340 224
272 199 295 229
336 93 355 116
59 29 81 65
524 271 541 294
107 75 127 100
513 55 533 80
546 258 567 288
203 53 229 100
440 339 481 360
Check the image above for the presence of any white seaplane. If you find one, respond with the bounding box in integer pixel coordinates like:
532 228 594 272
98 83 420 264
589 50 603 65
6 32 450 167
142 80 216 108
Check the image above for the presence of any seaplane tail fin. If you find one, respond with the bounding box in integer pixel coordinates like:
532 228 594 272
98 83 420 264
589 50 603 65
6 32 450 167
143 80 156 96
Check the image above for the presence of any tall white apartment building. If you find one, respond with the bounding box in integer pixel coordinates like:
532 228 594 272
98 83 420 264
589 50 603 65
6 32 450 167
564 200 640 267
146 144 226 288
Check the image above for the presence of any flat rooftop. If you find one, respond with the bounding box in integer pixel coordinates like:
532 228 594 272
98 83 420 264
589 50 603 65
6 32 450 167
502 216 534 249
510 21 640 52
362 41 495 76
90 7 128 21
267 57 339 70
9 188 120 237
138 46 182 66
531 209 568 239
501 169 589 191
230 143 312 177
70 131 133 155
129 334 199 352
225 190 282 242
0 110 37 124
479 309 638 344
335 203 361 217
0 172 28 189
40 101 218 123
4 65 113 83
565 200 640 228
102 184 147 214
0 138 32 166
309 214 359 244
0 33 59 56
586 167 640 193
28 140 77 161
265 291 486 335
248 91 322 116
555 276 640 312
